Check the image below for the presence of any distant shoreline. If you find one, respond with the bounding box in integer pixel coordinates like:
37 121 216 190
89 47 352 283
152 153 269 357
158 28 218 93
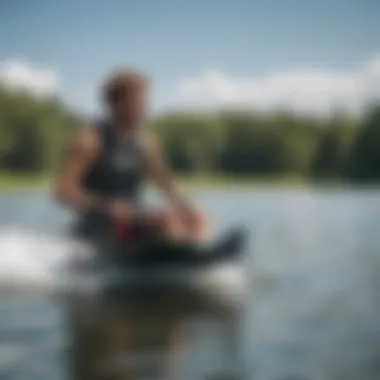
0 173 379 192
0 174 53 192
0 174 307 193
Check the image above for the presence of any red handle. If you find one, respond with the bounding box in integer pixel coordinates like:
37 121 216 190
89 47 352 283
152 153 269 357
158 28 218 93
114 219 132 241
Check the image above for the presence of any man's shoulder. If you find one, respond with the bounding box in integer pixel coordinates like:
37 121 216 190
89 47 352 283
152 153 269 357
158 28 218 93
72 125 101 155
137 128 158 151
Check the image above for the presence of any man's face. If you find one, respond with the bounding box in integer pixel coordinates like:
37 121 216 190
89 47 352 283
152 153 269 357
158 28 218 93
108 83 148 125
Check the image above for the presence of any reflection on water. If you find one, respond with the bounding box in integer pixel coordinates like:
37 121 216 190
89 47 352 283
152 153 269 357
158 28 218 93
66 286 247 380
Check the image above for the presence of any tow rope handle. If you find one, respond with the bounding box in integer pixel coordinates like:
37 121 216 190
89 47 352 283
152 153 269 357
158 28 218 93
114 219 132 240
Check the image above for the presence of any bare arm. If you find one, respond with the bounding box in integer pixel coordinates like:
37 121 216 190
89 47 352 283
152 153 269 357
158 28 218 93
145 133 208 237
145 134 189 207
54 127 106 213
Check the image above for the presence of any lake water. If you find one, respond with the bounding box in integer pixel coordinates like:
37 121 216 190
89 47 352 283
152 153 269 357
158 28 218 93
0 188 380 380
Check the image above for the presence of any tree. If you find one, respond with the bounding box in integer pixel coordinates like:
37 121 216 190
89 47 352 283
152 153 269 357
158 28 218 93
348 105 380 182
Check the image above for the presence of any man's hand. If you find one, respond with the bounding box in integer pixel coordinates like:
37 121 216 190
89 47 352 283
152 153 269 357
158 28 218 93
176 201 208 239
107 199 135 223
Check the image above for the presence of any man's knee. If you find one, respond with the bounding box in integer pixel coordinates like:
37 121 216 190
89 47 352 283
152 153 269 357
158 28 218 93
159 207 209 239
187 210 209 240
191 209 208 229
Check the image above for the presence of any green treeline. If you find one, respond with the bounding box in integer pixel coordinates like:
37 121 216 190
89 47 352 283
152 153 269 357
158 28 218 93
1 86 380 183
0 87 80 175
155 107 380 182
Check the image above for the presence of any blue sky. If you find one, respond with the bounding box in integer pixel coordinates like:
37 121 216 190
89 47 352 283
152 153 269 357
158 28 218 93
0 0 380 115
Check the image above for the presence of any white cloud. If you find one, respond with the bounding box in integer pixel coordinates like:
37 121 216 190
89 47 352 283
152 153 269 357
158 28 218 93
177 55 380 115
0 59 58 97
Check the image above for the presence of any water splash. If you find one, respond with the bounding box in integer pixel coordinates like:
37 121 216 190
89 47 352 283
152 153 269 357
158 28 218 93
0 227 90 292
